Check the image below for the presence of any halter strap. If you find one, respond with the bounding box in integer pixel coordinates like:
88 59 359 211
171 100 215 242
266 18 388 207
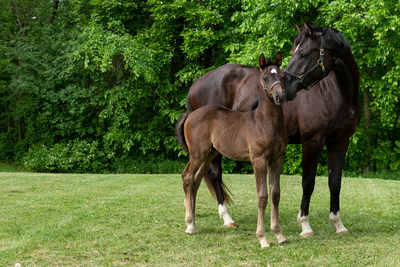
260 78 284 97
284 32 325 91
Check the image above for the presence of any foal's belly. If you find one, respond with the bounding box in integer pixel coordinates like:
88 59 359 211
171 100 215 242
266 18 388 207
211 127 251 161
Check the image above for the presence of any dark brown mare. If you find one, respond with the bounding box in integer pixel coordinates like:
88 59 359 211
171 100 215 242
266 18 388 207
176 23 360 238
176 53 288 248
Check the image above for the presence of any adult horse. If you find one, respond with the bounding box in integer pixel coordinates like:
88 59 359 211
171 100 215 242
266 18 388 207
177 53 288 247
176 23 360 237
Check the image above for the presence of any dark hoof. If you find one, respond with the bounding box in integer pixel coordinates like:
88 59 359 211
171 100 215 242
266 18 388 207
279 240 289 246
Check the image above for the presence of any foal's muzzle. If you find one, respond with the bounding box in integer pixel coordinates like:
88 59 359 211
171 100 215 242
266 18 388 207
267 81 286 105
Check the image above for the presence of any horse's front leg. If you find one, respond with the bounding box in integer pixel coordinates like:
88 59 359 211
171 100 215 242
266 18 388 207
298 139 324 237
252 157 269 248
203 154 235 227
268 156 288 245
327 140 350 235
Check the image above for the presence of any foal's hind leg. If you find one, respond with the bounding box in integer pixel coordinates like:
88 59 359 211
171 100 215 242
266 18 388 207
268 156 288 245
182 150 219 234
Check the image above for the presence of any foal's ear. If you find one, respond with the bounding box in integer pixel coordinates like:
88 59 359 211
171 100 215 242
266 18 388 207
304 22 314 37
259 53 267 70
274 52 282 68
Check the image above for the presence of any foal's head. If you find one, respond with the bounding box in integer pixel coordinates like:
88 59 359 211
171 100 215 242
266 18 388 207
259 52 286 105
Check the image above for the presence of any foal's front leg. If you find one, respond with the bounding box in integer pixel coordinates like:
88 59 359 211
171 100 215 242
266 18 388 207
268 156 288 245
252 157 269 248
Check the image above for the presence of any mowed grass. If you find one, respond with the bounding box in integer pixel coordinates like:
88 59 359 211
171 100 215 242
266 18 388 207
1 172 399 266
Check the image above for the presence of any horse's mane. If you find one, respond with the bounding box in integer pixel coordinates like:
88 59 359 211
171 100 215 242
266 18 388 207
294 25 351 50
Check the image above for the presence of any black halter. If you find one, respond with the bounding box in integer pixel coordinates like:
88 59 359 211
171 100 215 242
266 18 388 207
284 32 326 91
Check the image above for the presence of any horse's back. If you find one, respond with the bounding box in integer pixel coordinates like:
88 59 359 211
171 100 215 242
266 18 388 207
187 64 260 112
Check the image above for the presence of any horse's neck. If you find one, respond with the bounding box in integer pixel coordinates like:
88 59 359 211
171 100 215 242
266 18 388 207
332 49 360 107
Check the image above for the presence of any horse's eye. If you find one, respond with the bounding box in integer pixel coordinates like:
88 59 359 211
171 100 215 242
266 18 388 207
263 77 268 83
300 53 307 59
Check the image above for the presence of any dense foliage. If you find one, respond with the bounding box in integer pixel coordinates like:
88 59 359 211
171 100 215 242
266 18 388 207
1 0 399 174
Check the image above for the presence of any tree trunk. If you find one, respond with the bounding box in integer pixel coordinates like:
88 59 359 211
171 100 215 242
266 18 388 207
48 0 59 23
363 87 371 174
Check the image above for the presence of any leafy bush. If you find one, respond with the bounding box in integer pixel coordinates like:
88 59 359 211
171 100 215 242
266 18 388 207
21 140 109 173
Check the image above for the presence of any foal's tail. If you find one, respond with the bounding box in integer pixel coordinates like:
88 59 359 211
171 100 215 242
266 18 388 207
175 111 190 153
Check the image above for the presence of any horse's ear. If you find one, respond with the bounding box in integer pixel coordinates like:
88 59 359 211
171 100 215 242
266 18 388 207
274 52 282 68
259 53 267 70
304 22 314 36
294 23 301 33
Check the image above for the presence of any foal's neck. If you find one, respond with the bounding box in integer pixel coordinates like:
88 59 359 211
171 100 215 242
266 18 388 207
256 87 284 130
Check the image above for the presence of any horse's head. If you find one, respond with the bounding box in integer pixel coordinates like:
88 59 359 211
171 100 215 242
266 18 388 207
283 22 334 100
259 52 285 105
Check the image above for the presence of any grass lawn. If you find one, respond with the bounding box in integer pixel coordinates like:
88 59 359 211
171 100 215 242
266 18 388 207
1 171 399 266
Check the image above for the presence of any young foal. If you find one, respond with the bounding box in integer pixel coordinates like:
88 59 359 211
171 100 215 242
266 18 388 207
178 53 288 248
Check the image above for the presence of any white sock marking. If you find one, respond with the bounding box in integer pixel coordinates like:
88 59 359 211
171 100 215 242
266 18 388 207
218 203 235 226
330 211 348 233
297 211 314 236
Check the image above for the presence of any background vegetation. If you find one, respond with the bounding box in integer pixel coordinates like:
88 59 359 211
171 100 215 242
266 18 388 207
1 0 399 175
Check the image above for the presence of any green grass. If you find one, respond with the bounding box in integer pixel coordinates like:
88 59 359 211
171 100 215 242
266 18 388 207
1 172 399 266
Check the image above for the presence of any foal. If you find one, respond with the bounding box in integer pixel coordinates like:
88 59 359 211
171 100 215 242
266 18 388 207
178 53 288 248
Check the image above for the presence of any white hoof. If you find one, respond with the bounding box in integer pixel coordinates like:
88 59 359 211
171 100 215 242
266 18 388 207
185 224 199 235
260 239 270 248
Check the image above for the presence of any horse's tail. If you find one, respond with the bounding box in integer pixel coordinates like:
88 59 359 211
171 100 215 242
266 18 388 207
175 111 190 153
204 176 233 204
202 160 234 205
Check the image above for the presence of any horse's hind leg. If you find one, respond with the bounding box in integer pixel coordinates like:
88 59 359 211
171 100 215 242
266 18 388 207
268 156 288 245
327 139 350 235
203 154 235 227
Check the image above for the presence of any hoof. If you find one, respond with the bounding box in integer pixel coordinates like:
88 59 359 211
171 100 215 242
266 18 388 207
224 222 236 228
260 240 270 248
186 229 199 235
300 231 314 238
185 225 199 235
337 230 350 235
279 240 289 246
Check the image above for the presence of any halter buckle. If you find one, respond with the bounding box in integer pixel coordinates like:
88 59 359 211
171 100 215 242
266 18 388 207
318 59 325 72
297 76 304 83
320 49 325 56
